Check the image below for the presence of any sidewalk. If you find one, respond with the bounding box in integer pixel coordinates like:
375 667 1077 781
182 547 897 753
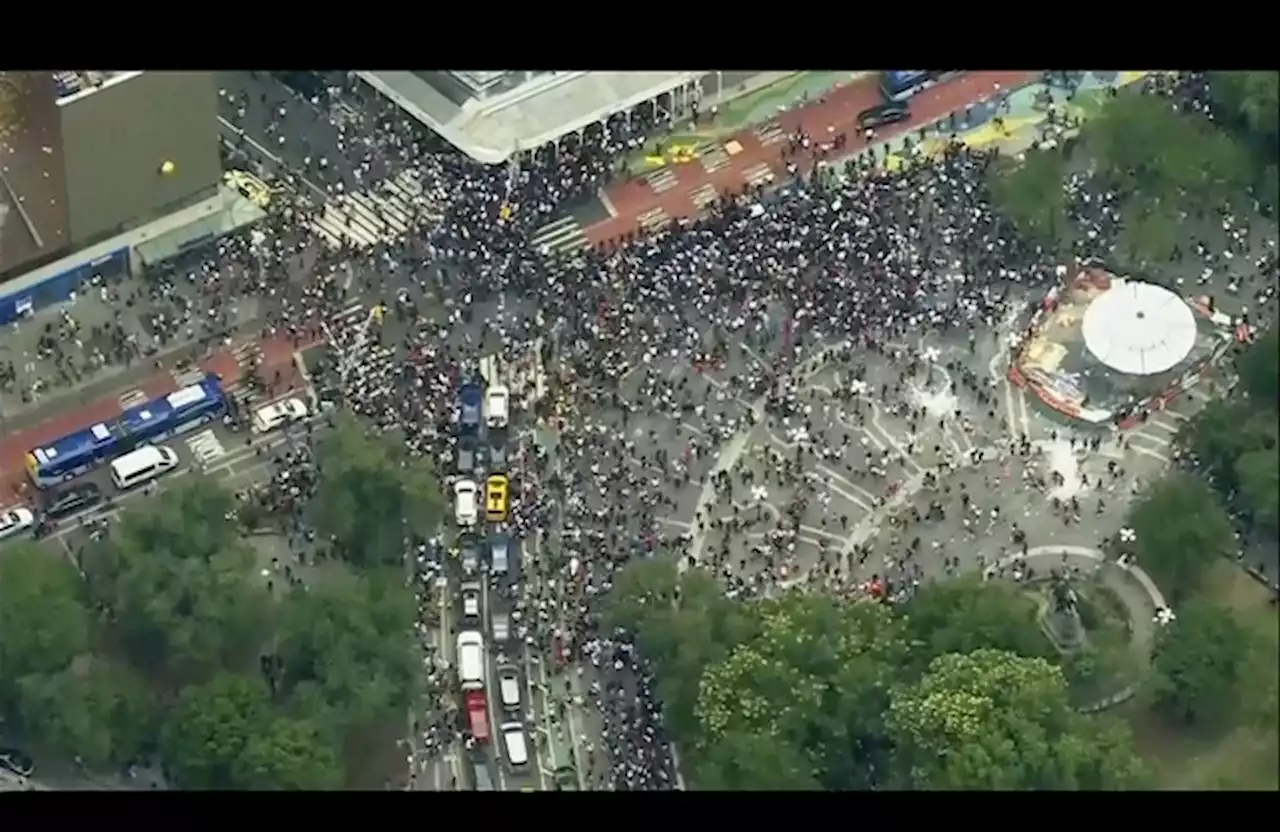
0 312 267 433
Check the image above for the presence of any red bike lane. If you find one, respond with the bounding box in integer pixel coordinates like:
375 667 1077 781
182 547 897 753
0 333 313 502
586 71 1038 247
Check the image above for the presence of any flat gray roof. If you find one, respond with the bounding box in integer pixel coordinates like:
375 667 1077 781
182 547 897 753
451 71 515 93
54 71 140 106
357 70 702 164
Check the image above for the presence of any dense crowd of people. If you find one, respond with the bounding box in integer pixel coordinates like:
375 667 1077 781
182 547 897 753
228 70 1280 789
17 69 1274 790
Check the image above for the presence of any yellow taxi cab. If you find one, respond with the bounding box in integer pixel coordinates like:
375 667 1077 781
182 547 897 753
485 474 509 523
223 169 275 209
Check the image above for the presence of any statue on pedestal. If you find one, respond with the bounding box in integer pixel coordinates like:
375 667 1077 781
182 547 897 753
1042 569 1087 652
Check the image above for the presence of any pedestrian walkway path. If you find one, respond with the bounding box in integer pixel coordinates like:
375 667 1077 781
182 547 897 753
985 544 1166 713
307 170 427 250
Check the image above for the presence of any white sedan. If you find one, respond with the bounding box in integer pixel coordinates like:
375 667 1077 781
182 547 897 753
252 398 309 434
454 479 478 527
0 506 36 542
461 585 481 620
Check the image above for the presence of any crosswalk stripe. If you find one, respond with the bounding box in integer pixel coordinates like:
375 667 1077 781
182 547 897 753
530 216 590 257
643 169 678 193
186 428 228 463
307 170 429 251
690 183 718 210
755 122 786 146
699 145 731 173
329 100 362 128
637 207 671 233
742 162 775 188
332 301 366 325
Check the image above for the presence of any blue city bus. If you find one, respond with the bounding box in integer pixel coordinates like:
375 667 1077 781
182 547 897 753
26 374 228 487
880 71 962 102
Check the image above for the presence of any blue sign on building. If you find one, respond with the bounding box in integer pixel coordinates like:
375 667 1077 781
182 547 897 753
0 246 131 326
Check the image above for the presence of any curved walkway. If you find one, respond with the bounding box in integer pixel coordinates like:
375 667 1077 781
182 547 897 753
986 544 1167 712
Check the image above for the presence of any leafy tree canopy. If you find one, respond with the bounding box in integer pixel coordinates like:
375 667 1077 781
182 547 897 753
886 649 1148 790
311 412 441 568
16 658 156 770
602 557 758 740
1177 398 1275 492
274 570 419 737
1235 443 1279 538
1150 598 1253 729
0 543 92 707
1236 326 1279 411
986 148 1070 251
1208 72 1279 155
84 477 272 683
694 595 907 790
899 574 1055 669
239 716 344 791
1083 92 1251 210
1126 471 1236 602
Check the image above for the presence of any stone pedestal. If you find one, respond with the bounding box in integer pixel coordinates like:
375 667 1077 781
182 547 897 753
1040 604 1088 654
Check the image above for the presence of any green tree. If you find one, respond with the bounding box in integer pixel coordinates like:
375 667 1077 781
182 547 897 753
240 716 344 790
603 559 757 740
694 729 821 791
1209 72 1279 152
693 595 908 790
1126 472 1236 601
1083 92 1250 215
1150 598 1253 729
1236 444 1279 537
1235 326 1279 410
16 658 156 769
311 413 441 568
1177 398 1273 492
275 570 418 738
0 543 92 709
1114 199 1180 266
86 478 271 682
987 149 1070 250
160 673 272 789
900 574 1054 669
886 649 1147 790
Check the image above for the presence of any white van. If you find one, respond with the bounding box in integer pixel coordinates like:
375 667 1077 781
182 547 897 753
109 445 179 490
455 630 485 687
500 722 529 767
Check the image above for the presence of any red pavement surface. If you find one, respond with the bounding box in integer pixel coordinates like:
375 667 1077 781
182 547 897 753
587 71 1038 246
0 332 311 502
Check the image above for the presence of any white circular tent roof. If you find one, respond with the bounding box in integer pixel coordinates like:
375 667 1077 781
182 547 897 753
1082 281 1197 376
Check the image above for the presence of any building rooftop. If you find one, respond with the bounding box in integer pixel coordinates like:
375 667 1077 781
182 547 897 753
54 71 141 105
358 70 701 164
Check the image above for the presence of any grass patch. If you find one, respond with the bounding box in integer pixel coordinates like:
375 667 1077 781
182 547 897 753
1127 562 1279 790
715 73 812 130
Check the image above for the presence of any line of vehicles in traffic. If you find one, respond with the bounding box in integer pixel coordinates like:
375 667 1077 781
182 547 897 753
0 374 311 544
444 376 547 788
